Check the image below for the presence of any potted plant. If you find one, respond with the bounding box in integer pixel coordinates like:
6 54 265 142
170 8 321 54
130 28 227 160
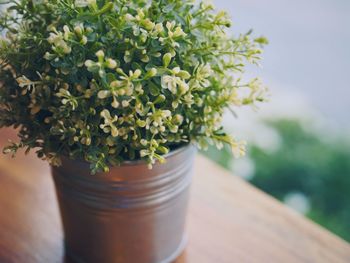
0 0 268 262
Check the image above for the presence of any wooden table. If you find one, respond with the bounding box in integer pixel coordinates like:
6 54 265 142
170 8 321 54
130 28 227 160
0 128 349 263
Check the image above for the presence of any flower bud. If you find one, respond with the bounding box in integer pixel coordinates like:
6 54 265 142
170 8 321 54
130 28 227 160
95 50 105 59
163 53 172 67
81 35 88 45
142 19 155 31
106 58 117 69
173 114 184 125
137 120 147 128
74 25 83 37
111 97 120 108
177 70 191 80
125 13 134 21
145 68 157 79
84 59 93 68
97 90 111 99
133 69 142 78
157 146 169 154
154 95 165 104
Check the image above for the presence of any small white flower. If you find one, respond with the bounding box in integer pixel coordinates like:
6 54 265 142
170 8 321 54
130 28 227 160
47 33 57 44
162 110 171 118
59 41 72 54
122 100 130 108
97 90 111 99
100 109 119 137
166 21 176 31
197 64 213 79
161 75 178 94
231 140 247 158
140 139 148 146
154 23 164 33
173 26 186 38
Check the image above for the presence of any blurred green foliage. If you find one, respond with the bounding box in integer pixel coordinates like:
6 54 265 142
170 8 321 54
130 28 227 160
203 119 350 242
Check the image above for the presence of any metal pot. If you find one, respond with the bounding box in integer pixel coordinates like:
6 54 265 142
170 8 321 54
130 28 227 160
51 145 196 263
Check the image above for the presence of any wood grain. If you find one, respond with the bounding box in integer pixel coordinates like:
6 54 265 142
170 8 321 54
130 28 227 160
0 128 349 263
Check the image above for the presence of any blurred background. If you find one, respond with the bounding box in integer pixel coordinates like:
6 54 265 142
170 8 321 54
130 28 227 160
204 0 350 241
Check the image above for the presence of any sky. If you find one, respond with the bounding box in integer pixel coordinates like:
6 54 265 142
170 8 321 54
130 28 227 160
214 0 350 129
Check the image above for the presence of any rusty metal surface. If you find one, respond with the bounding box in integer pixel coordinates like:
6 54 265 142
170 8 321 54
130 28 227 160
51 145 196 263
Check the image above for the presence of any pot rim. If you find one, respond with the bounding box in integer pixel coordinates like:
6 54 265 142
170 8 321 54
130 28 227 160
60 143 195 168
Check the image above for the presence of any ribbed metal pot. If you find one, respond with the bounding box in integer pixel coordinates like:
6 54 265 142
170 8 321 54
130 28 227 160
51 145 196 263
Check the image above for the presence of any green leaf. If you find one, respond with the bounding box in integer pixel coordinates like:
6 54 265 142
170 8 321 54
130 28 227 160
148 81 160 96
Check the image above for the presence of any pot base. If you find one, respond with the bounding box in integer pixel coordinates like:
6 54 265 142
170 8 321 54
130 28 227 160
65 235 188 263
160 234 187 263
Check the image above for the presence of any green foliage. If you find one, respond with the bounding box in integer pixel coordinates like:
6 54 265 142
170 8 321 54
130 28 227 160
0 0 267 173
204 119 350 242
250 120 350 242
